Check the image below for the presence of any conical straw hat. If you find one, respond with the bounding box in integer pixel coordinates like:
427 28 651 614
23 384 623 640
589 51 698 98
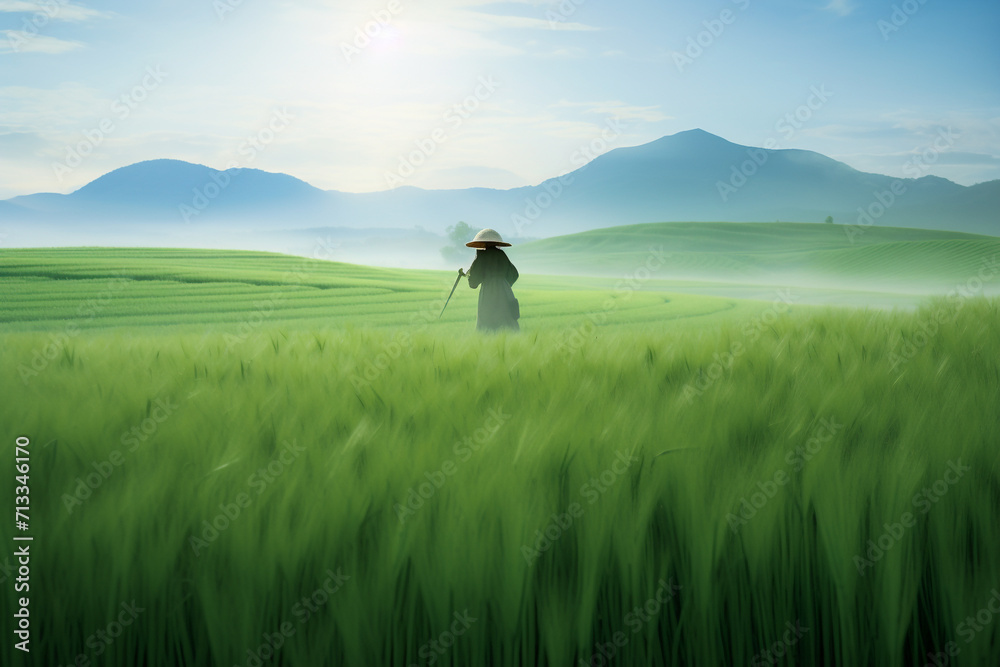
466 228 511 248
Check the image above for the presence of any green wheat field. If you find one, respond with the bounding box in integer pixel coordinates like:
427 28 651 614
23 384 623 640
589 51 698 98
2 223 999 666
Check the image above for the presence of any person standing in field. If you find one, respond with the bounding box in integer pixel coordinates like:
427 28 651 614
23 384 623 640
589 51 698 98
461 228 520 332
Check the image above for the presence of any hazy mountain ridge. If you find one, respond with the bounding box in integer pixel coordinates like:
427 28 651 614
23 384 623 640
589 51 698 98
2 130 997 241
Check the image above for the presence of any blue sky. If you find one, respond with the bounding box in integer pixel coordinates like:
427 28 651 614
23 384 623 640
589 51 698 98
0 0 998 198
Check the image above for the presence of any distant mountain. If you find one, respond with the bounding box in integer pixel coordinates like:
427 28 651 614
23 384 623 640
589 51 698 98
2 131 997 244
7 159 330 223
519 129 988 232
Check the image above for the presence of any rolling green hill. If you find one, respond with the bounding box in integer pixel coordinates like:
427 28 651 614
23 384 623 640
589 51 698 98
0 247 776 333
5 223 997 335
512 222 1000 289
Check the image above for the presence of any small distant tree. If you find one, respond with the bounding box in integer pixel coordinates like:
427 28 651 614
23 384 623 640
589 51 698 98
440 221 475 264
825 215 834 224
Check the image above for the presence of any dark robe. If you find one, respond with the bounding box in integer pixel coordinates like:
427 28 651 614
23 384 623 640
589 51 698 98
467 246 519 331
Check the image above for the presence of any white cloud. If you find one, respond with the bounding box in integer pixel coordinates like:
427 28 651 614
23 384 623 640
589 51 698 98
469 12 598 32
0 31 83 54
823 0 856 17
0 83 112 139
768 113 1000 186
297 0 599 61
0 1 110 22
552 100 674 123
